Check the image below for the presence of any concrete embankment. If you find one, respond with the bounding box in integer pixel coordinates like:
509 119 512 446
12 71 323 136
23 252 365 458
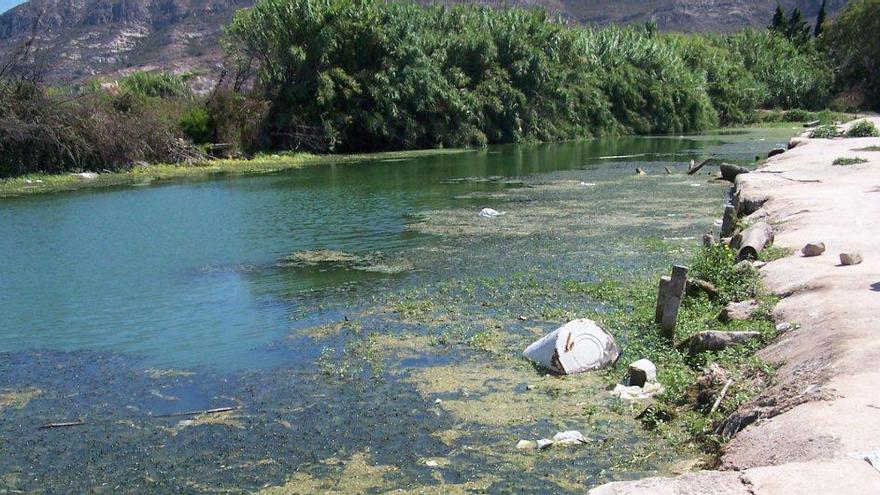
590 117 880 494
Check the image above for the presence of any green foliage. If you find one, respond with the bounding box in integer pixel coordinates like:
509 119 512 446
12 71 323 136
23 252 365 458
823 0 880 109
815 0 827 38
846 119 880 137
690 244 759 304
224 0 831 154
769 6 812 46
724 29 832 109
833 157 869 166
179 107 213 144
118 71 190 99
0 80 185 177
810 124 841 138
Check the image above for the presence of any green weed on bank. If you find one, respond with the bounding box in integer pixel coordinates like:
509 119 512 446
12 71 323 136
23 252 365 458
592 244 778 453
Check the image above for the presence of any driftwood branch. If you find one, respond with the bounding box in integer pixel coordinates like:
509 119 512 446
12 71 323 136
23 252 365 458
687 158 714 175
156 406 236 418
39 420 86 429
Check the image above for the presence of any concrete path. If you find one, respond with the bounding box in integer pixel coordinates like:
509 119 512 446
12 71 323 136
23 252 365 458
590 117 880 494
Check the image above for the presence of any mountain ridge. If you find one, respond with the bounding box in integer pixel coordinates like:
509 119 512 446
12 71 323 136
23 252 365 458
0 0 848 86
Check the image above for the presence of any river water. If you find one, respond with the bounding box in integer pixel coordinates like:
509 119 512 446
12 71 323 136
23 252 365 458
0 128 793 493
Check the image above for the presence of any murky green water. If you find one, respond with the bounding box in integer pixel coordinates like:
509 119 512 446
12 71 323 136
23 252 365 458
0 128 794 493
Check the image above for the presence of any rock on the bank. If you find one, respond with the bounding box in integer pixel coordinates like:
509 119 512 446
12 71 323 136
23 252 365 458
686 278 719 299
523 319 619 375
802 242 826 257
682 331 762 355
625 359 657 387
719 300 759 322
720 163 749 182
840 252 863 266
587 471 752 495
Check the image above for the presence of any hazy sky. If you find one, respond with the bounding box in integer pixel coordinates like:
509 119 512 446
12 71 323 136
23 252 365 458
0 0 25 15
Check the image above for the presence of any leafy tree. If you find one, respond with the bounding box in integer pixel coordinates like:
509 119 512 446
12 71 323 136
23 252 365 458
785 8 812 47
815 0 827 37
823 0 880 109
770 5 786 32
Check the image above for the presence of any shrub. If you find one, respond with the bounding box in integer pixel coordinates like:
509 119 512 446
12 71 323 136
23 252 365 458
832 157 868 165
118 71 190 99
845 119 880 137
180 107 213 144
0 80 186 177
810 125 841 138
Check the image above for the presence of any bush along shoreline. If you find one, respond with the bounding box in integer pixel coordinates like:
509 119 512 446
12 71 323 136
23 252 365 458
5 0 871 180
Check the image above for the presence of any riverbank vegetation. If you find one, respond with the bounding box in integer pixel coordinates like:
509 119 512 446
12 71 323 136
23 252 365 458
1 0 878 179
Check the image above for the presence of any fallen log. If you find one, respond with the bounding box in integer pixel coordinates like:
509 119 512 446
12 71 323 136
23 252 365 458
687 158 713 175
730 222 774 261
803 120 821 128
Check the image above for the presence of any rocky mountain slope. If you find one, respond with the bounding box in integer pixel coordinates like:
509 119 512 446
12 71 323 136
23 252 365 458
0 0 848 86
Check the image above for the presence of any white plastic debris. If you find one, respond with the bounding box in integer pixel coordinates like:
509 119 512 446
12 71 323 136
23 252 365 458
611 382 664 401
523 319 619 375
536 439 554 450
552 431 588 446
425 460 439 467
516 440 537 450
479 208 505 218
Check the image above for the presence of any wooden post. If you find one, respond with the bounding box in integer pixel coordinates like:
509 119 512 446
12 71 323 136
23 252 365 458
720 204 736 238
660 265 689 341
654 276 671 324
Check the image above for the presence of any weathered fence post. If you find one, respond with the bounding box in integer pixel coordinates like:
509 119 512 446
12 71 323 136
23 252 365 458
720 204 736 238
654 276 671 324
656 265 689 341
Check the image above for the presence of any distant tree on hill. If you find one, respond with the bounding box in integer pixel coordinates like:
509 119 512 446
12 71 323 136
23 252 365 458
770 5 786 32
768 5 810 47
785 8 812 46
815 0 827 37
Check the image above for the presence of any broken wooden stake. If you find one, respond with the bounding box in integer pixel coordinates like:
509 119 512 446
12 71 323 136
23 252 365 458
655 265 689 341
720 204 737 238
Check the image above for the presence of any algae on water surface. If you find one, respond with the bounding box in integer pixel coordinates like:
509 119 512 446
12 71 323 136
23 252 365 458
0 129 795 492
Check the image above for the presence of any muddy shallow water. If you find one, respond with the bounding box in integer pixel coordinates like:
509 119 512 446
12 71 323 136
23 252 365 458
0 128 795 493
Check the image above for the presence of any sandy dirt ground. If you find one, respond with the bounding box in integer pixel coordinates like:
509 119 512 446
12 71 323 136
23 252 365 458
590 117 880 494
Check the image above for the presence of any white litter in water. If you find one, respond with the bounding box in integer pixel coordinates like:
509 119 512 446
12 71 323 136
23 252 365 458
479 208 505 218
690 183 702 187
552 431 588 446
580 182 596 187
596 153 646 160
